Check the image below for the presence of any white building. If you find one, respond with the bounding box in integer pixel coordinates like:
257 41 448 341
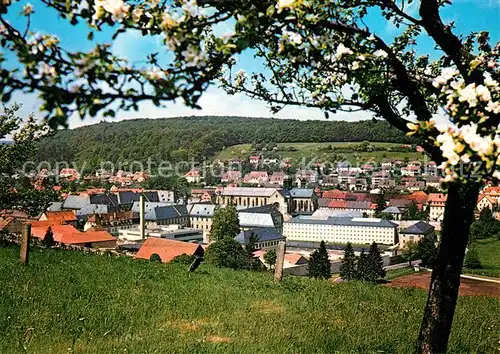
118 224 203 242
284 216 398 245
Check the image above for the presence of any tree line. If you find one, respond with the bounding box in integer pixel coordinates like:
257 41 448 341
36 117 415 170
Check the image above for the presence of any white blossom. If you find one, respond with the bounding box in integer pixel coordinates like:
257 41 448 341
181 44 207 68
276 0 295 12
182 0 201 18
458 83 478 107
282 30 302 45
485 101 500 114
335 43 353 59
373 49 388 58
38 62 56 79
475 85 491 102
94 0 130 22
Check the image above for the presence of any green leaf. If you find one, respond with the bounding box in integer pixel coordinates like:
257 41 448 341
266 4 275 16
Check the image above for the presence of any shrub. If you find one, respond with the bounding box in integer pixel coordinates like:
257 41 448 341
149 253 162 263
464 248 482 269
205 238 249 270
171 254 196 264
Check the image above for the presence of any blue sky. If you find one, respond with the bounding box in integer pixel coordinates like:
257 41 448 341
3 0 500 128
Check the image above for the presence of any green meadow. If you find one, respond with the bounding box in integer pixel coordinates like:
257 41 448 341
0 245 498 354
216 142 423 163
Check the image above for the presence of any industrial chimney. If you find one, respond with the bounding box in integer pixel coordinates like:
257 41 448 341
139 194 145 239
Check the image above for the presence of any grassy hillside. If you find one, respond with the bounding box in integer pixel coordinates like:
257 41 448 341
216 142 422 163
464 238 500 278
36 117 415 169
1 246 499 353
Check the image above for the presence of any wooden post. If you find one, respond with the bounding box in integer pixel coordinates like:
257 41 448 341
19 224 31 265
274 241 286 282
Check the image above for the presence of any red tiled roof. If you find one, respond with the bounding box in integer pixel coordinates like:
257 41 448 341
42 211 77 222
31 224 116 244
184 169 201 177
322 190 347 200
428 193 447 204
135 238 204 263
327 200 347 209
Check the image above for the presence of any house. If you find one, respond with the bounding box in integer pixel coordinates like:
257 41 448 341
118 225 203 242
425 176 442 189
238 204 284 231
428 193 447 221
401 166 421 177
408 160 422 168
289 188 317 213
84 211 138 235
371 171 391 187
235 228 285 249
360 163 376 174
135 237 204 263
284 216 398 245
216 187 289 215
381 160 394 170
322 189 348 201
144 205 189 227
31 224 117 248
59 168 80 180
295 169 318 184
221 170 242 184
380 206 403 220
189 203 217 242
405 180 426 192
477 194 497 212
399 221 435 248
62 194 91 210
424 161 438 176
269 172 285 186
243 171 269 185
39 211 78 228
184 169 202 184
345 200 376 217
249 155 260 165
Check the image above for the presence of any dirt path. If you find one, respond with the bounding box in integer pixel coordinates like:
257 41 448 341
387 271 500 297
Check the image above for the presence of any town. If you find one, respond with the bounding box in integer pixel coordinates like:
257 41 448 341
3 151 500 276
1 0 499 352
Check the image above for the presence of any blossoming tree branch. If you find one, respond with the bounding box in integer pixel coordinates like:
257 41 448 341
0 0 499 352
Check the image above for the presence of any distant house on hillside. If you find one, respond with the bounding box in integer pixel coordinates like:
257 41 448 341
135 238 204 263
184 169 202 184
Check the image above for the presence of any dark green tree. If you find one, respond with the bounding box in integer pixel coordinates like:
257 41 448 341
356 249 370 281
308 241 331 279
463 248 482 269
209 206 240 242
340 242 357 281
205 238 249 270
263 249 277 270
402 241 420 267
366 242 386 282
375 193 387 215
418 235 438 268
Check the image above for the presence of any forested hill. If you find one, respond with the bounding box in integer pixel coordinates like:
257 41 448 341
36 116 414 167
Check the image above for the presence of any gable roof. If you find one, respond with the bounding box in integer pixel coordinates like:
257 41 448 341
188 204 216 217
235 228 283 244
145 205 188 221
401 221 435 235
62 194 91 209
135 238 204 263
289 188 314 198
42 211 77 222
382 206 403 214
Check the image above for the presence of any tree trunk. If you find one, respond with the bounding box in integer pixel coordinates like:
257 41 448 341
416 182 480 354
